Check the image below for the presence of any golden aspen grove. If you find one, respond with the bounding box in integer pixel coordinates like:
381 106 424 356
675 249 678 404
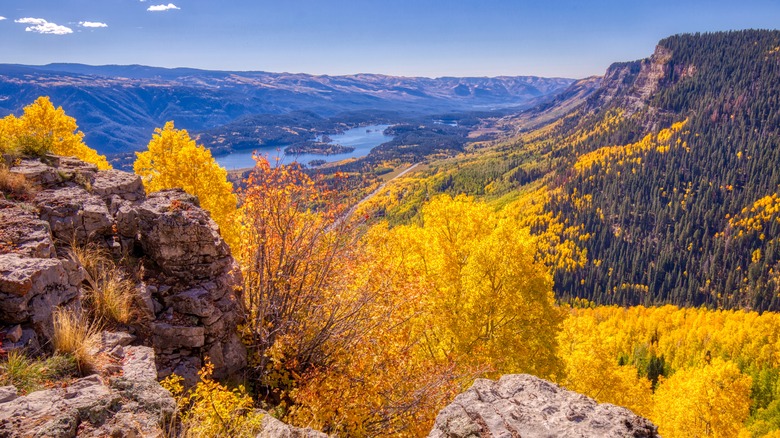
135 129 780 436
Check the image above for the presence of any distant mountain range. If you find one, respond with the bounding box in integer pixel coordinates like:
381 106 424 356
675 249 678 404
0 63 574 155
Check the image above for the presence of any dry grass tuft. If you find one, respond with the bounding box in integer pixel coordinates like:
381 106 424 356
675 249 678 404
52 307 102 374
89 271 136 324
67 242 137 325
0 164 33 200
67 242 113 288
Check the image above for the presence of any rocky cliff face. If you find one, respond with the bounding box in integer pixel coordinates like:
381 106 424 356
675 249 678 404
510 43 679 133
587 44 675 119
429 374 659 438
0 155 245 383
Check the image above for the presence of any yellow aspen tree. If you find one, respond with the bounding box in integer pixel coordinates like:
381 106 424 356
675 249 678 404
133 121 238 249
394 194 565 379
0 114 21 155
1 96 110 169
558 313 654 417
653 359 752 438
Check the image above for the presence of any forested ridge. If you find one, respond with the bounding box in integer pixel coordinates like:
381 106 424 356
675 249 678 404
554 30 780 311
370 30 780 312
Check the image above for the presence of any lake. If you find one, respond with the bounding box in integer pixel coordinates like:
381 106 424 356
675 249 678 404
215 124 393 169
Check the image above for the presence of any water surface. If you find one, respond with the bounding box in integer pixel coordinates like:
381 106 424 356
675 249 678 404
216 124 393 169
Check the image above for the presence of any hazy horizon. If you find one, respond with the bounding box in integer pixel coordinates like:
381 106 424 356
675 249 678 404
10 61 583 80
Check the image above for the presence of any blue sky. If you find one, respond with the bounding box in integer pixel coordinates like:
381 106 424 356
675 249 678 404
1 0 779 78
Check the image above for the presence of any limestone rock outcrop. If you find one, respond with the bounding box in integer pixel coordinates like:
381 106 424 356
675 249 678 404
134 189 246 383
428 374 660 438
0 200 83 342
1 155 246 381
136 190 234 280
34 185 115 246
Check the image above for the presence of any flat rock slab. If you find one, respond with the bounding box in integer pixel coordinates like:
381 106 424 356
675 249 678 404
9 159 61 187
0 254 70 298
0 375 119 437
92 170 144 202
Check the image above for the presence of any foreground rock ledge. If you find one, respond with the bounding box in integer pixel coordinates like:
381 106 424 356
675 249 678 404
428 374 660 438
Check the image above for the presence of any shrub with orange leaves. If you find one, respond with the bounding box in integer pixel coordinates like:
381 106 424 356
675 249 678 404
237 156 361 394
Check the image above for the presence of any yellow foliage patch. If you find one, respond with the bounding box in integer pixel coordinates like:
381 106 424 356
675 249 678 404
0 96 110 169
574 119 688 173
163 362 264 437
729 193 780 234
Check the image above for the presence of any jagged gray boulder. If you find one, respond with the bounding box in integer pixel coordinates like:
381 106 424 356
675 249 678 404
91 169 144 202
0 254 81 340
429 374 659 438
0 202 56 258
34 185 114 245
136 189 233 280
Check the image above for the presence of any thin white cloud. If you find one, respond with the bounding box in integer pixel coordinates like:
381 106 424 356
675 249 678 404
79 21 108 28
16 17 47 25
147 3 180 11
0 17 6 21
15 17 73 35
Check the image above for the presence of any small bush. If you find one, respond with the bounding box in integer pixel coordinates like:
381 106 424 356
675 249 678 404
52 308 101 374
0 350 77 394
16 134 53 157
162 362 264 438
